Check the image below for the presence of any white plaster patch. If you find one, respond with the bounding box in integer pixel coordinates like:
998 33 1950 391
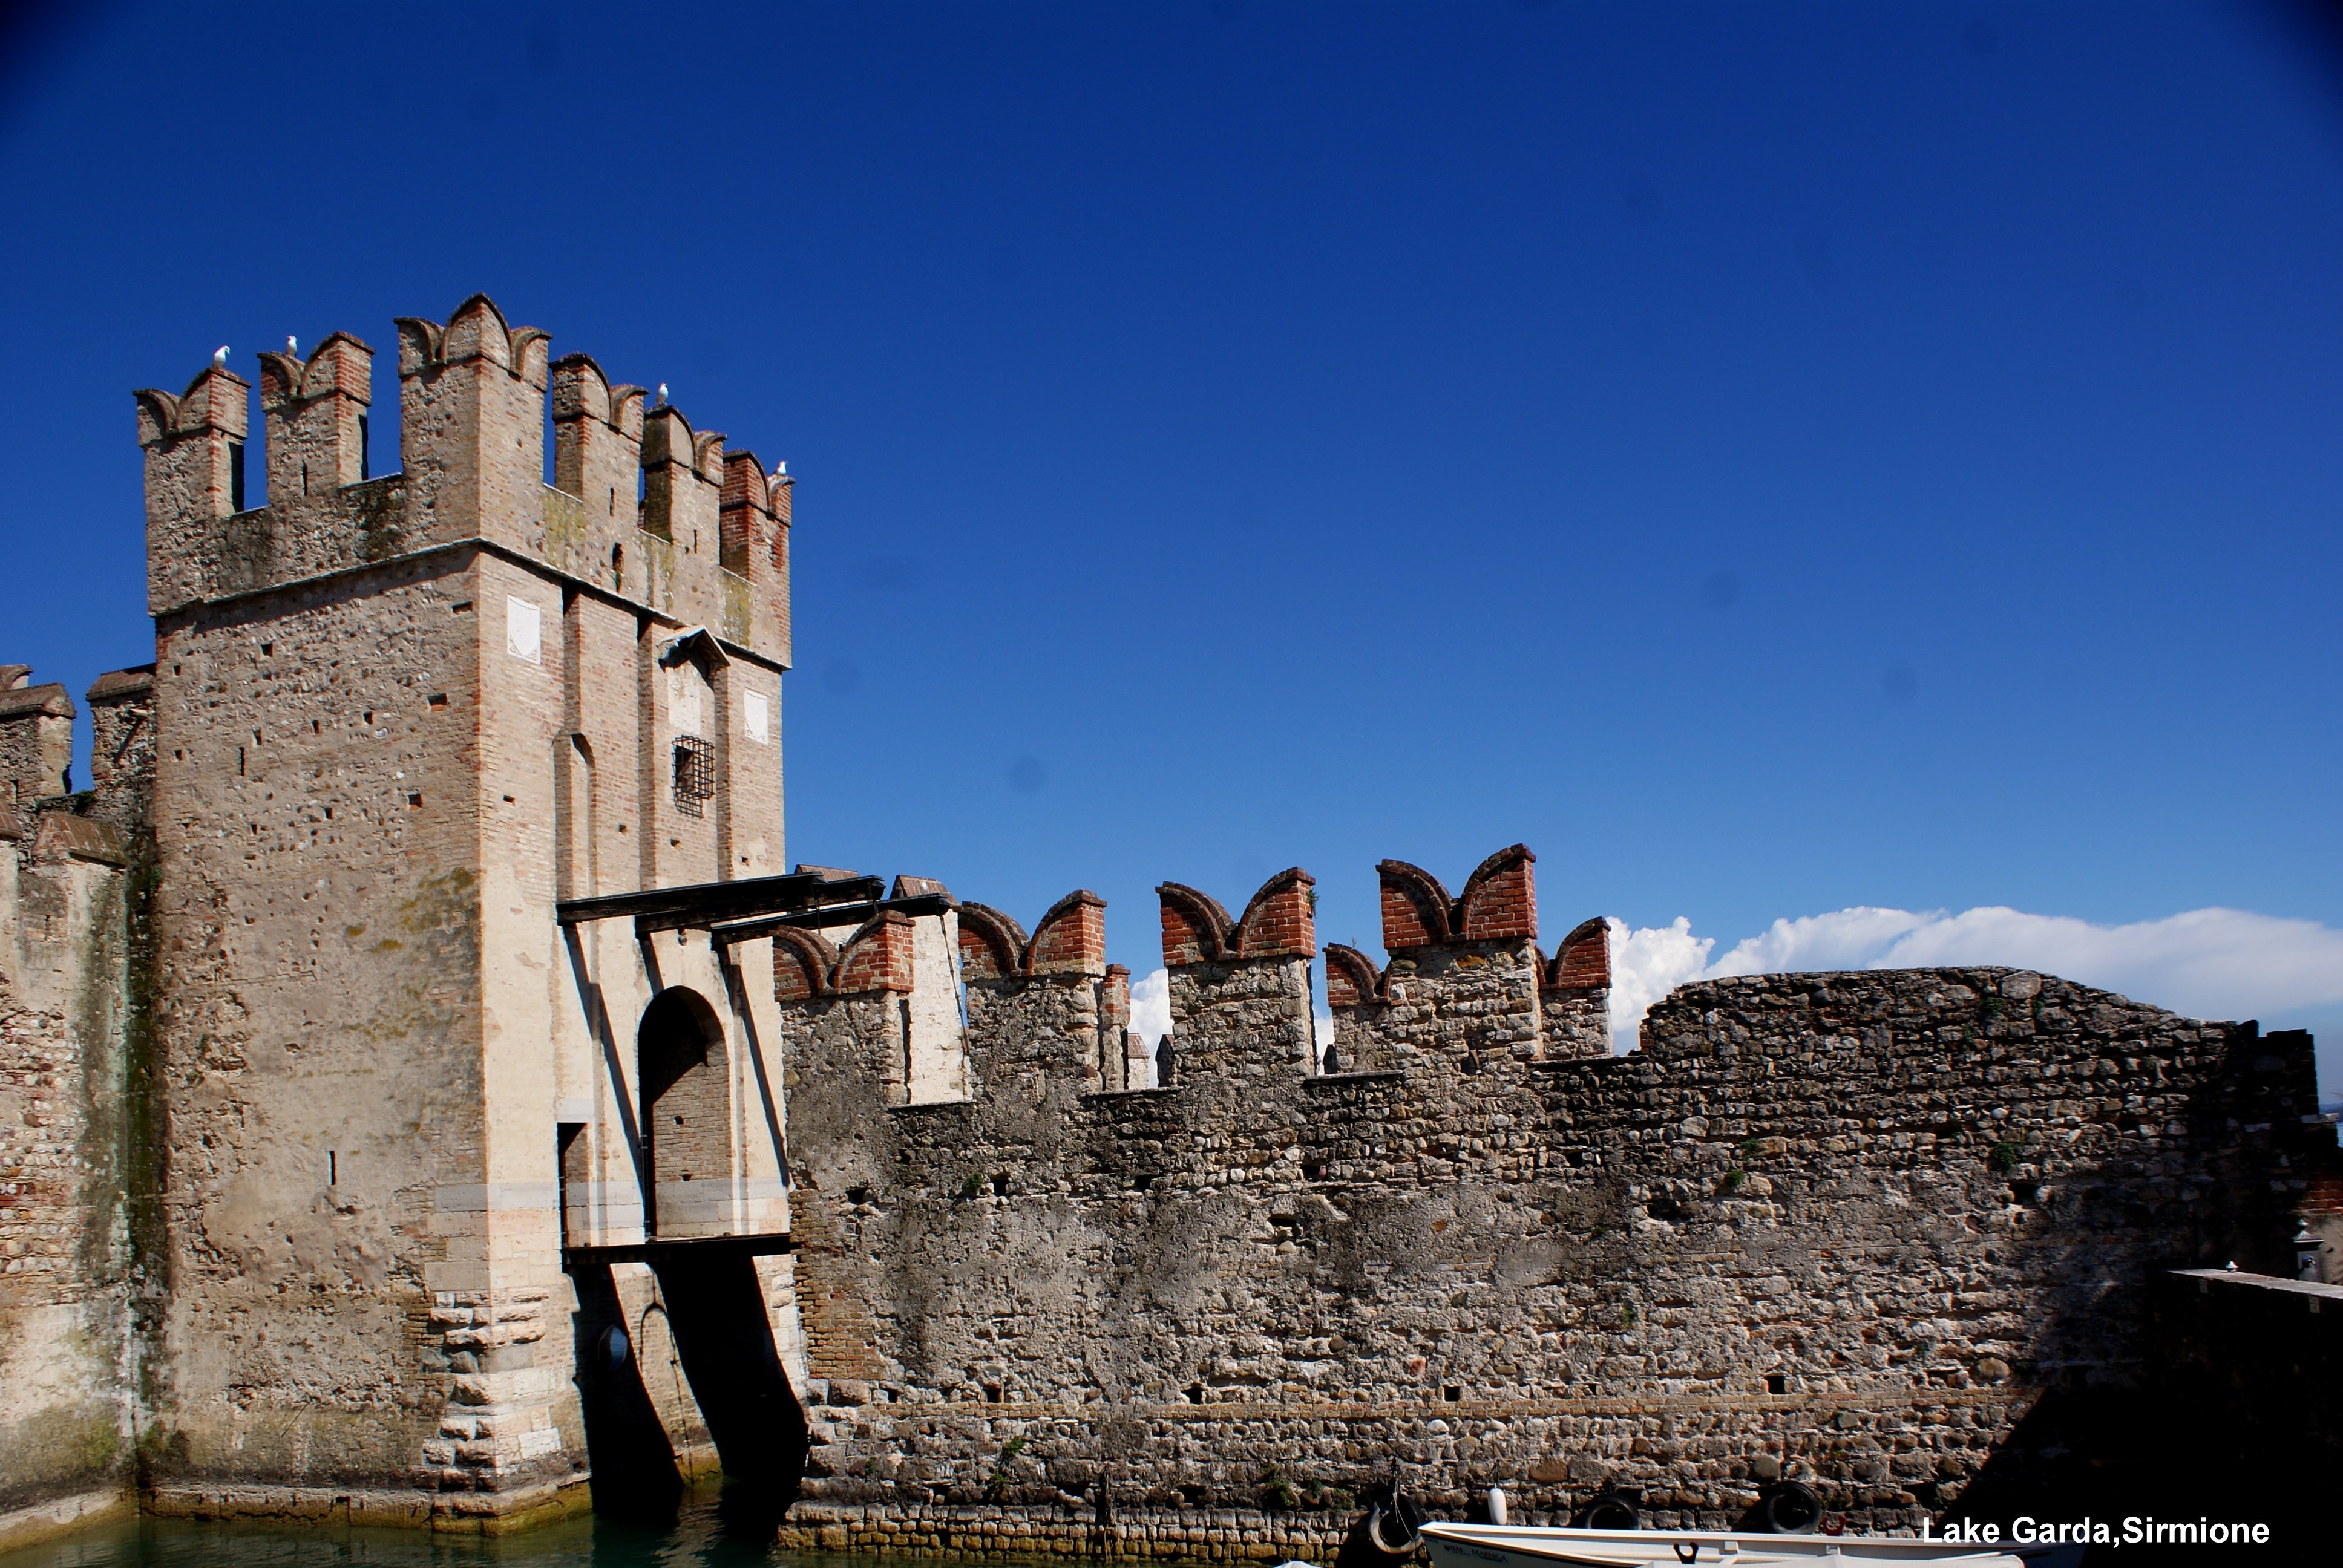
505 596 542 664
667 662 704 737
743 689 769 745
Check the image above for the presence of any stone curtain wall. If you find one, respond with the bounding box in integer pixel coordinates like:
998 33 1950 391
0 681 154 1550
776 849 2328 1558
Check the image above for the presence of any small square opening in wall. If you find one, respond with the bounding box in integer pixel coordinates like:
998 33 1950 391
405 793 422 810
1766 1373 1788 1395
1444 1386 1463 1403
428 693 447 710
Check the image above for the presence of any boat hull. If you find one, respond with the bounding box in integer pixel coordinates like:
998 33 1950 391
1422 1521 2077 1568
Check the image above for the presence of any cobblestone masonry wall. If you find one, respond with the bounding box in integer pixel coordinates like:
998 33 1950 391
778 858 2330 1557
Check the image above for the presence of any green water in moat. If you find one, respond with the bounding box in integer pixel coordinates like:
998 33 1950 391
0 1492 968 1568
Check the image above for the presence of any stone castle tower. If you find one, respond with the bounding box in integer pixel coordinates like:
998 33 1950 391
1 295 2335 1554
4 295 851 1535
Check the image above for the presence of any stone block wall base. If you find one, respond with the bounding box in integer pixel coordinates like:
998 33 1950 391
143 1478 591 1535
0 1488 135 1555
776 1504 1351 1561
428 1479 595 1535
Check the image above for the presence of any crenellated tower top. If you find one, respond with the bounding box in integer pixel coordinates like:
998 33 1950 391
134 293 792 666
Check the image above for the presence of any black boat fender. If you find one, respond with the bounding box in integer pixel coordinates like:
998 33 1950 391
1573 1489 1641 1530
1756 1480 1821 1534
1334 1485 1425 1568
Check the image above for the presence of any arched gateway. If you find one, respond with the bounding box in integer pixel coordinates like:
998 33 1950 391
637 987 728 1236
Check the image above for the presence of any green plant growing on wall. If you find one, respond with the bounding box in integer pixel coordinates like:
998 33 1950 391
985 1435 1028 1498
960 1172 986 1200
1259 1465 1297 1511
1990 1140 2025 1174
1720 1169 1746 1194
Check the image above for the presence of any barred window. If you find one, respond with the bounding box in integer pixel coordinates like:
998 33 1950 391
672 736 715 817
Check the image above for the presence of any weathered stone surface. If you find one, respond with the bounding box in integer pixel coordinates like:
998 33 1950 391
783 866 2332 1539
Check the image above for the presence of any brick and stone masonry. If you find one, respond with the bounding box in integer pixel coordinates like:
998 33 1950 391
773 846 2333 1556
4 294 806 1546
0 292 2336 1553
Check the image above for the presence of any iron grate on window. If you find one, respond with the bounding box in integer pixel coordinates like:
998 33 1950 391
672 736 715 817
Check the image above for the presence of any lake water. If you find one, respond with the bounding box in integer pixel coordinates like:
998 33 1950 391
0 1491 920 1568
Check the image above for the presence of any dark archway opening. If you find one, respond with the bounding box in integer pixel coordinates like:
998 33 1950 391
568 1261 686 1524
649 1250 810 1524
638 987 727 1238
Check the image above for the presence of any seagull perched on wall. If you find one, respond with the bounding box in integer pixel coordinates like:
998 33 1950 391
656 382 669 406
212 345 229 367
286 335 298 356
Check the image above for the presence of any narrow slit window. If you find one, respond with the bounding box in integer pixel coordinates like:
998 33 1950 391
229 439 246 511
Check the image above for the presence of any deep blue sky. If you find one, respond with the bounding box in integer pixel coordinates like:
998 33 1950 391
4 3 2339 1064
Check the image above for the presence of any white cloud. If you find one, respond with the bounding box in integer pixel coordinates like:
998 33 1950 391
1604 916 1713 1051
1132 904 2343 1067
1129 967 1171 1047
1608 904 2343 1053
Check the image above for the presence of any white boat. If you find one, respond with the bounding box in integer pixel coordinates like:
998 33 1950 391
1421 1521 2081 1568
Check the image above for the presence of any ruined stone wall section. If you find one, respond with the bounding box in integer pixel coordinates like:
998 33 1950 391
0 681 75 805
775 988 909 1390
83 669 156 835
0 808 137 1529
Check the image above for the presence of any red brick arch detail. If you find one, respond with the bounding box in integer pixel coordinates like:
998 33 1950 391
1235 867 1317 959
1377 860 1453 952
1325 944 1383 1010
721 448 772 514
771 926 840 1003
1547 916 1613 992
836 910 917 995
955 903 1029 982
1456 843 1538 942
1029 890 1108 977
1157 883 1236 969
